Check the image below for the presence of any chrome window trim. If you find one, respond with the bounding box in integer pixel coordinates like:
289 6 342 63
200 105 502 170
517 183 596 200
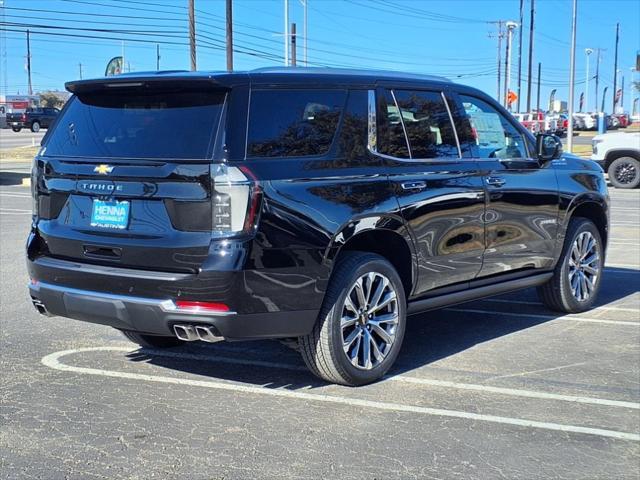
441 91 463 158
367 87 464 163
389 89 413 159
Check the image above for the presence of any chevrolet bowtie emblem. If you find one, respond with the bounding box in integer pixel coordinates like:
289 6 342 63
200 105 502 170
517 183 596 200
94 164 114 175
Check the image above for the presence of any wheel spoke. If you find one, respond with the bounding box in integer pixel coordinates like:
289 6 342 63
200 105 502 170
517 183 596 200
364 272 376 305
369 291 396 314
361 330 372 369
582 264 598 276
354 278 367 310
579 273 588 300
349 332 362 367
584 274 594 294
582 252 599 267
344 294 359 315
369 333 386 363
341 316 358 328
368 276 388 312
370 323 393 344
343 328 361 352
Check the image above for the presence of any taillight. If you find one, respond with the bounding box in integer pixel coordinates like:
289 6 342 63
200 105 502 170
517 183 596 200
31 157 38 217
211 163 261 237
21 113 26 121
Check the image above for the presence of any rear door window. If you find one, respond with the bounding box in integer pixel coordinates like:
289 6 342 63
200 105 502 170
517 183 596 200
247 89 346 158
43 90 225 160
392 90 459 159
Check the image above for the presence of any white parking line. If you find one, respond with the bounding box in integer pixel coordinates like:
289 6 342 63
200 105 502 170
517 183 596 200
481 298 640 314
0 208 30 213
104 345 640 410
42 347 640 442
445 308 639 326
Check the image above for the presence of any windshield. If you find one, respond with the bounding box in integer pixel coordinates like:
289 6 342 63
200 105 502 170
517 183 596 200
43 90 225 160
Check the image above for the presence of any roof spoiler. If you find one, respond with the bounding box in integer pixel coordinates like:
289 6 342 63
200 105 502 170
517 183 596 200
65 75 227 94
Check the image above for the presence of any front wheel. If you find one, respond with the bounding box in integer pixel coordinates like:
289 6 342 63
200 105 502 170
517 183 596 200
120 330 184 348
608 156 640 189
537 218 604 313
299 252 406 386
30 121 40 133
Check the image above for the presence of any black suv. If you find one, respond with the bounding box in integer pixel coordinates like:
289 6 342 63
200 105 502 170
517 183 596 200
27 68 609 386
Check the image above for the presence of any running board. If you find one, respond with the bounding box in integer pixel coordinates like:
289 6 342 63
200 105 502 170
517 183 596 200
407 272 553 315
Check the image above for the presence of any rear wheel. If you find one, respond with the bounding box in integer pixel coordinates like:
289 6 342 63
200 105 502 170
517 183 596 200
120 330 184 348
299 252 406 386
537 218 604 313
30 121 40 133
608 156 640 189
11 127 21 132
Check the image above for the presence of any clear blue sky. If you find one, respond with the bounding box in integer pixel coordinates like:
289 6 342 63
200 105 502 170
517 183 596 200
1 0 639 113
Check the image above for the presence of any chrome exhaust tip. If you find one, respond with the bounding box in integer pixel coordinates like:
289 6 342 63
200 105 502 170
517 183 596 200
195 325 220 343
31 298 52 317
173 324 198 342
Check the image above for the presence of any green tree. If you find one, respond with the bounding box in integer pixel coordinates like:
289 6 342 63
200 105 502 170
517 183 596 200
39 91 67 108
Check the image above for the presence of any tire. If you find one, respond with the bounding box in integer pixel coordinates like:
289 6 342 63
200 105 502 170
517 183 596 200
11 127 21 132
608 156 640 189
30 121 40 133
299 252 406 386
120 330 184 348
537 218 604 313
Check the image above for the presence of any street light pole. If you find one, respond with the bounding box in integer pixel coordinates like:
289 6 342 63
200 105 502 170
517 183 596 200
585 48 593 112
567 0 578 153
504 21 518 109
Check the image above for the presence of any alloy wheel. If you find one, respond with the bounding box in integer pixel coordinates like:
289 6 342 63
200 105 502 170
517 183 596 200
340 272 399 370
614 161 637 185
568 231 600 302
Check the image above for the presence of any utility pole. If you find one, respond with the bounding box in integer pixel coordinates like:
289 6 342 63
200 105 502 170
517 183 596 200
584 48 593 111
504 21 517 109
526 0 535 112
536 62 541 112
26 29 32 95
566 0 577 152
302 0 308 66
188 0 196 71
621 74 624 110
612 22 619 112
516 0 524 112
284 0 289 66
156 44 160 70
78 62 83 79
490 21 505 102
594 48 601 112
290 23 297 66
226 0 233 71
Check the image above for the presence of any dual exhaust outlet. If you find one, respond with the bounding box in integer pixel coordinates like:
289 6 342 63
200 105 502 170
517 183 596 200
173 324 220 343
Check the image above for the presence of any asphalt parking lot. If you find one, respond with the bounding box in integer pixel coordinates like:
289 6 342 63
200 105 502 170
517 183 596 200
0 129 45 151
1 178 638 479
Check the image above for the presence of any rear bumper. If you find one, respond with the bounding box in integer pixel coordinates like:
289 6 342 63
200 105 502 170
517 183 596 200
28 280 318 340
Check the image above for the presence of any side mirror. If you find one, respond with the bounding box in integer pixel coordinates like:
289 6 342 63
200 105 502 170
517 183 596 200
536 133 563 163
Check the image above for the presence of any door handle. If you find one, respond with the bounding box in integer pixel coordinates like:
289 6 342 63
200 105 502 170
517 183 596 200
401 181 427 191
486 176 506 187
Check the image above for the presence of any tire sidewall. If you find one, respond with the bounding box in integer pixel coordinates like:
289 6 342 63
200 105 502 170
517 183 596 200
608 157 640 189
558 220 604 312
326 256 406 385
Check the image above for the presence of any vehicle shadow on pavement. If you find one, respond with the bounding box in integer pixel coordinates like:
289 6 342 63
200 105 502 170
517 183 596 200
0 171 29 186
122 274 639 389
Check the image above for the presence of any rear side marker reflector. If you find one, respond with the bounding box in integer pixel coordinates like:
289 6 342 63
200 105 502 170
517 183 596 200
174 300 230 313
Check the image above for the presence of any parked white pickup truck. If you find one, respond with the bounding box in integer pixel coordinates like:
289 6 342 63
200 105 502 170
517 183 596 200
592 132 640 189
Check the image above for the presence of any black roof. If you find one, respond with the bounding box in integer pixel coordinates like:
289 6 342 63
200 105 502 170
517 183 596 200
65 66 453 93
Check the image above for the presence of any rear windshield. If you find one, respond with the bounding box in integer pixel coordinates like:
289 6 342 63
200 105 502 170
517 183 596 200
43 90 225 160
